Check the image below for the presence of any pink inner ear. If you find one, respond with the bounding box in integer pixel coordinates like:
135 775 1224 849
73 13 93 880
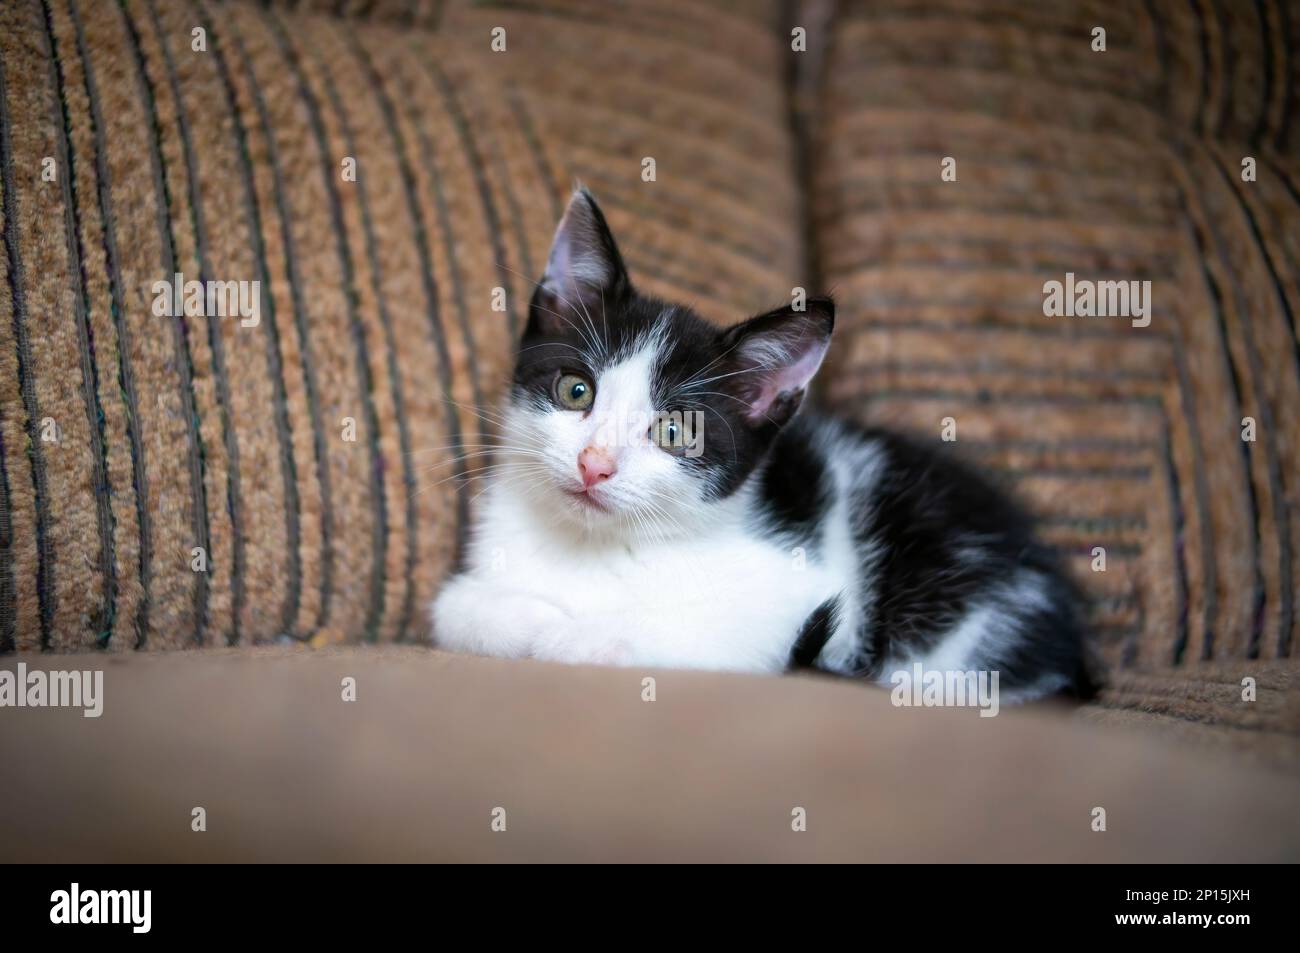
743 337 829 421
542 232 608 298
539 195 612 301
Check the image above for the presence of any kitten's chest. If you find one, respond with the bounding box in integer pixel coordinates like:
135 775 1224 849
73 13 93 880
487 519 833 631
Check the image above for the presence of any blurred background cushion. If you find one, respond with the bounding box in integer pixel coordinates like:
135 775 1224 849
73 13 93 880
810 0 1300 673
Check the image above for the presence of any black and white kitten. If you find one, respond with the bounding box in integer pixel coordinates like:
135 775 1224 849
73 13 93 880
432 189 1097 702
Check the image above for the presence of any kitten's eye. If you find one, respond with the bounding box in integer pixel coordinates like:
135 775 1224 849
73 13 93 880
554 372 594 411
650 415 685 452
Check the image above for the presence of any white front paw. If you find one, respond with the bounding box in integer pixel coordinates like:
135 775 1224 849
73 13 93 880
510 594 575 653
431 578 573 659
530 632 635 666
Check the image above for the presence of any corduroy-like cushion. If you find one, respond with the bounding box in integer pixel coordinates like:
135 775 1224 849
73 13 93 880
297 0 805 322
812 0 1300 672
0 0 801 651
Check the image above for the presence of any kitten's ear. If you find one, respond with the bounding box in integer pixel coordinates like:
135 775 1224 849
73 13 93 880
718 297 834 427
527 188 630 337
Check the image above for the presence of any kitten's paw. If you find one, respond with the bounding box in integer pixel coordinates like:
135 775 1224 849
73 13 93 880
508 593 575 651
431 577 572 659
433 575 639 665
529 631 636 667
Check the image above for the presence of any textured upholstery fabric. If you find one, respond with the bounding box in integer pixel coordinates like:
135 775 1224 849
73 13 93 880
339 0 806 323
812 0 1300 671
0 0 798 651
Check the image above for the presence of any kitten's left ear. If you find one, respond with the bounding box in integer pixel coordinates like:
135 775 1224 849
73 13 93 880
527 188 630 337
718 297 834 427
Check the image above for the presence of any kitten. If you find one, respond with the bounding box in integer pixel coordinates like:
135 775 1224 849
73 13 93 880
432 189 1098 702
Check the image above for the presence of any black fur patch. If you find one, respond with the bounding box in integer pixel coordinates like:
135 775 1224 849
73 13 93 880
789 595 841 670
752 419 829 549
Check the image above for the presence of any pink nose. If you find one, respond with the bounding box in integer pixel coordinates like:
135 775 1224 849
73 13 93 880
578 446 616 488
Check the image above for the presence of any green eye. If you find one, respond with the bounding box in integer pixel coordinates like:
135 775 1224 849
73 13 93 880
650 414 685 451
555 372 594 411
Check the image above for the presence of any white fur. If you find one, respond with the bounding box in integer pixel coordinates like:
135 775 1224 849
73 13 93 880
434 481 839 670
814 430 885 673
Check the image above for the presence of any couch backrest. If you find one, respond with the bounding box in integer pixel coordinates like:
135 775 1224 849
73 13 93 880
0 0 798 650
812 0 1300 670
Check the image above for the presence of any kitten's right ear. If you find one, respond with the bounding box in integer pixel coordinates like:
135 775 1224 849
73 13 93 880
527 188 630 337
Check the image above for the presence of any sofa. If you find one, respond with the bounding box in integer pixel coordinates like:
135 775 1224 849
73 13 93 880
0 0 1297 861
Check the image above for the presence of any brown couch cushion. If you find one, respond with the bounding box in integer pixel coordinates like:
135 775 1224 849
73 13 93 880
0 0 799 651
1085 658 1300 774
810 0 1300 673
3 649 1297 861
